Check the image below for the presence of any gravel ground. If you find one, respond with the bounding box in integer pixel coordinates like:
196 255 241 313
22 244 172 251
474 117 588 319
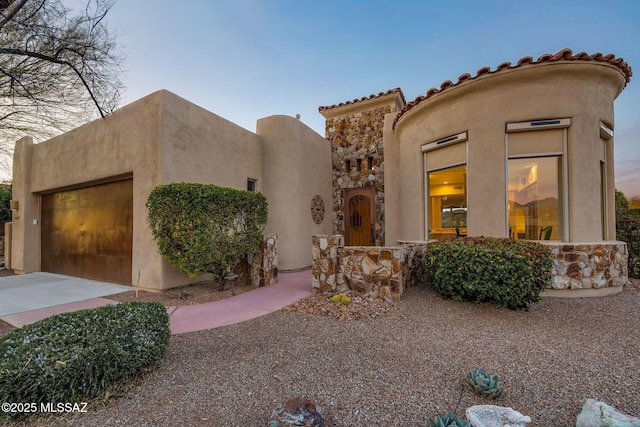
10 281 639 427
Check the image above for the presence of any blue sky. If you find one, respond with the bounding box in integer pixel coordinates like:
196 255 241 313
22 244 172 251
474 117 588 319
106 0 640 198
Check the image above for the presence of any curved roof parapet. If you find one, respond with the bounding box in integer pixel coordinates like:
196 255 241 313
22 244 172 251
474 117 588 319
392 48 632 129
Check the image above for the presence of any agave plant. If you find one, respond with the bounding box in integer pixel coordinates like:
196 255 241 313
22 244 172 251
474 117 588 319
465 368 504 399
429 412 471 427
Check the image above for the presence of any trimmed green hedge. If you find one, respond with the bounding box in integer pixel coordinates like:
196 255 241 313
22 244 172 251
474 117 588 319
425 237 553 310
0 302 170 420
146 183 268 284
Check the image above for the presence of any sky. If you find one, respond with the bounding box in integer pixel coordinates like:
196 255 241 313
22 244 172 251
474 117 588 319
98 0 640 198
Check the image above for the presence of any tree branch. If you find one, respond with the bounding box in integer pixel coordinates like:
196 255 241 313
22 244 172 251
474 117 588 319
0 46 106 118
0 0 28 32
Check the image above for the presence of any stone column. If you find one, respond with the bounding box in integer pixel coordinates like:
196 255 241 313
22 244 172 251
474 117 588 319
311 235 343 293
251 234 278 287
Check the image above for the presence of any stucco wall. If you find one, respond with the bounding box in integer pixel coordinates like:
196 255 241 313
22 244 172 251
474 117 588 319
12 91 164 288
392 62 626 242
157 91 263 287
257 115 333 270
12 90 327 290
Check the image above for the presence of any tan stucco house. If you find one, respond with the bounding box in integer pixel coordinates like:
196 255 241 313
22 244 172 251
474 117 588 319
9 90 332 290
9 48 632 293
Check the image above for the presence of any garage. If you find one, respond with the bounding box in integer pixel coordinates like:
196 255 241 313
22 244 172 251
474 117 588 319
41 179 133 285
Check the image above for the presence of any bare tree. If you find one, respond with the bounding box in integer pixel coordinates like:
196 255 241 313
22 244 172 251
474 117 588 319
0 0 124 162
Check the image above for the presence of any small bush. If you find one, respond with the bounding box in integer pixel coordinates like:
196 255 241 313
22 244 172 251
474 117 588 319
424 237 553 310
616 210 640 279
0 302 170 419
330 293 351 305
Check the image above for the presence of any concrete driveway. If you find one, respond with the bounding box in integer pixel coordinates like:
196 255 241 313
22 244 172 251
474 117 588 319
0 272 130 317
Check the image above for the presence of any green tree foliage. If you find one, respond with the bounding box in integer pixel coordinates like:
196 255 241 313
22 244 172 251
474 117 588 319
146 183 268 286
615 188 629 213
0 182 10 223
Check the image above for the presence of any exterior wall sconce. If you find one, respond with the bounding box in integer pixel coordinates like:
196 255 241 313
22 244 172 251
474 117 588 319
10 200 18 211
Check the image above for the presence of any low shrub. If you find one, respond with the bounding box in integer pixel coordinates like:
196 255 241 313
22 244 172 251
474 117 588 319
616 211 640 279
330 293 352 305
424 236 553 310
0 302 170 420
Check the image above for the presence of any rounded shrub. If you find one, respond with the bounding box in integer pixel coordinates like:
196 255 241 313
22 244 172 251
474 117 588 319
0 302 170 419
425 236 553 310
330 293 352 306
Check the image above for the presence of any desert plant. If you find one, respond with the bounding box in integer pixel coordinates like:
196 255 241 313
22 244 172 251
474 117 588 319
429 412 471 427
146 183 268 289
424 236 553 309
465 368 503 399
330 293 352 305
0 302 170 420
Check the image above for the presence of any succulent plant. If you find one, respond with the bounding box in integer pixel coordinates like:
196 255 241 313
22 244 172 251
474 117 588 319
429 412 471 427
465 368 503 399
330 293 351 305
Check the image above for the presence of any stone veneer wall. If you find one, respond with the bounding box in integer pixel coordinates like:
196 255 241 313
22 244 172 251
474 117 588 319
325 106 393 246
311 235 429 299
543 242 628 291
312 236 629 299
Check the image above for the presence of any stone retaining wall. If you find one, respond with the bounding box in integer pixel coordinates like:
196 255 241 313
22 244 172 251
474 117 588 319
543 241 628 290
312 235 629 299
311 235 429 299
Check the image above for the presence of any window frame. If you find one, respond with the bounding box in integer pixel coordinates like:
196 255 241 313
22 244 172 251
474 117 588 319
422 132 468 240
505 119 570 241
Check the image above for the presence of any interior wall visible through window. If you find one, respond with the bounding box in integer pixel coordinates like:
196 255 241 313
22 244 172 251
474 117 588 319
428 165 467 240
506 122 568 241
423 133 468 241
507 156 562 240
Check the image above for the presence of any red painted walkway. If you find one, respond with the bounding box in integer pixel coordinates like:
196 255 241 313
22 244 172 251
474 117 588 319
1 270 313 335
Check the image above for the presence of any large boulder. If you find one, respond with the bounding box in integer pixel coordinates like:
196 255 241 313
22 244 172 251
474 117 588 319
465 405 531 427
576 399 640 427
268 397 325 427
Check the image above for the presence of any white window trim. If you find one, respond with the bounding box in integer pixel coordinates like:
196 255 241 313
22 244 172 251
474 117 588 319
506 118 571 133
600 121 614 140
421 132 468 152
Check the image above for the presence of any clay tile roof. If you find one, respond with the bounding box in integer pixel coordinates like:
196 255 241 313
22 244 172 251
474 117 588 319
318 87 406 112
393 48 632 129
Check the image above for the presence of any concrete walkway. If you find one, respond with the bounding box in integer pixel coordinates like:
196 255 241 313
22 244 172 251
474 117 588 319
0 270 312 335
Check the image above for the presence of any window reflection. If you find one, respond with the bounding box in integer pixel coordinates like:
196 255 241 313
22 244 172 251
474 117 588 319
428 165 467 240
507 157 562 240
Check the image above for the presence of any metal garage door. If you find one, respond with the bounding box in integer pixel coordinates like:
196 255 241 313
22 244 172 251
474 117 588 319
41 179 133 285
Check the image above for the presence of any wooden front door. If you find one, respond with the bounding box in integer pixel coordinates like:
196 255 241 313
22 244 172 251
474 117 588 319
345 187 375 246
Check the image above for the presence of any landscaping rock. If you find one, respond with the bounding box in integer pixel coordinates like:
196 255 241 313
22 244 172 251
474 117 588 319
576 398 640 427
465 405 531 427
269 397 325 427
